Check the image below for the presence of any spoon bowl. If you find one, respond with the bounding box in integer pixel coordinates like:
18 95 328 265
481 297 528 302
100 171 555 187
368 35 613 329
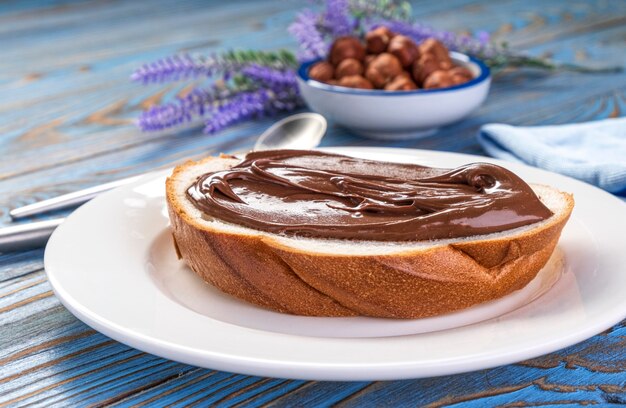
254 112 327 151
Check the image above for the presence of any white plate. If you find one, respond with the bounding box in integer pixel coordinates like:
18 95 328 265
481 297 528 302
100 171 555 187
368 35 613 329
44 147 626 381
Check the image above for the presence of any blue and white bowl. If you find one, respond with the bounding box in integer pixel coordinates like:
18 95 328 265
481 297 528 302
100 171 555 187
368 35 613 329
297 51 491 140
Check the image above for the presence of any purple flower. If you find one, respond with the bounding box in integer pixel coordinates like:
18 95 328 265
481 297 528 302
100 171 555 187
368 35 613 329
322 0 354 37
138 102 193 131
288 10 329 61
287 1 357 61
131 51 297 84
266 87 302 112
131 54 212 84
204 89 272 134
476 30 490 45
203 86 302 134
138 86 231 131
241 65 298 88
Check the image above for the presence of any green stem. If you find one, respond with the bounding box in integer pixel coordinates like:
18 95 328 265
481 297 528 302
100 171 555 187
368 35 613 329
556 62 623 74
486 53 622 74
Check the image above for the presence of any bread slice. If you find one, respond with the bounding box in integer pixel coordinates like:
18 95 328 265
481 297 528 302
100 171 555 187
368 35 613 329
166 155 574 318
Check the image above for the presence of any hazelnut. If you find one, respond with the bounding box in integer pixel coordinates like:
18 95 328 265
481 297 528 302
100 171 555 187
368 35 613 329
448 66 473 84
308 61 334 82
329 37 365 65
450 76 469 85
335 58 364 79
419 38 452 69
364 54 376 69
388 35 420 67
365 26 394 54
423 70 454 89
411 53 440 85
337 75 374 89
385 72 418 91
365 53 403 88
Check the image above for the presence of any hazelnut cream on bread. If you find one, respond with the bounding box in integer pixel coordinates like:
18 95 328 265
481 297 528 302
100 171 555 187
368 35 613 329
166 150 574 318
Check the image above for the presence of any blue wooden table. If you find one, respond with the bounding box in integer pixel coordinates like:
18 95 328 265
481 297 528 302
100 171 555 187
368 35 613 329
1 0 625 406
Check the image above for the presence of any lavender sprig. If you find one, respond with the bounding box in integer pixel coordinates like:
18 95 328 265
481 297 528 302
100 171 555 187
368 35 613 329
203 81 302 134
203 88 300 134
288 10 329 61
136 62 301 133
268 87 302 112
241 65 298 88
138 86 234 131
218 49 298 70
131 50 298 84
288 0 362 61
138 101 192 131
131 54 211 84
203 90 271 134
321 0 354 37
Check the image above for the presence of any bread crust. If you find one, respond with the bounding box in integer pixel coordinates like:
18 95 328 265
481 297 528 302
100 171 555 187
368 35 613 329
166 156 574 318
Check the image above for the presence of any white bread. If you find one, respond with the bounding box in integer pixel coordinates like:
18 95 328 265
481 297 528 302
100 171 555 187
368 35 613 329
166 155 574 318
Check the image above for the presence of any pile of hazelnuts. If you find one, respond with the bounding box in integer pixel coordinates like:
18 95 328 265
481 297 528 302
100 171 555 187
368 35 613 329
308 26 473 91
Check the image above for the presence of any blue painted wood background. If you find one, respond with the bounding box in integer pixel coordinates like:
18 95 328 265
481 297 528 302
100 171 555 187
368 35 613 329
1 0 625 406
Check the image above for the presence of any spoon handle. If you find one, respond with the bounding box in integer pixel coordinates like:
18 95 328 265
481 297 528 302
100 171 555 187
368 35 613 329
0 218 64 252
9 175 143 220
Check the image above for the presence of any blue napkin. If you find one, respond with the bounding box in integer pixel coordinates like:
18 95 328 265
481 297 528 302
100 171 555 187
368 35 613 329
477 117 626 194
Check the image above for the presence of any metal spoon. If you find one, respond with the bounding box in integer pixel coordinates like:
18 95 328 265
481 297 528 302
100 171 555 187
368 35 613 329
1 113 327 252
253 112 326 151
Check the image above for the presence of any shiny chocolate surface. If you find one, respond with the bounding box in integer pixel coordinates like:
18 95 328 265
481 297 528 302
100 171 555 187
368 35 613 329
187 150 552 241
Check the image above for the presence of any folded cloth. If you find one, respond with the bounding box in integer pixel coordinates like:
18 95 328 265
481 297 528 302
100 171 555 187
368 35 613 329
477 117 626 194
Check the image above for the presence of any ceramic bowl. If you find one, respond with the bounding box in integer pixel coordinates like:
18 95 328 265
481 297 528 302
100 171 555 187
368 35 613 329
297 51 491 140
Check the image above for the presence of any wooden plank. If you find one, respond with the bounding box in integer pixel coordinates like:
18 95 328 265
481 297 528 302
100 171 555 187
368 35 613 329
0 251 44 282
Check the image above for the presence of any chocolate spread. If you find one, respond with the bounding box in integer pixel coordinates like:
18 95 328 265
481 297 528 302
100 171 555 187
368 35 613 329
187 150 552 241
